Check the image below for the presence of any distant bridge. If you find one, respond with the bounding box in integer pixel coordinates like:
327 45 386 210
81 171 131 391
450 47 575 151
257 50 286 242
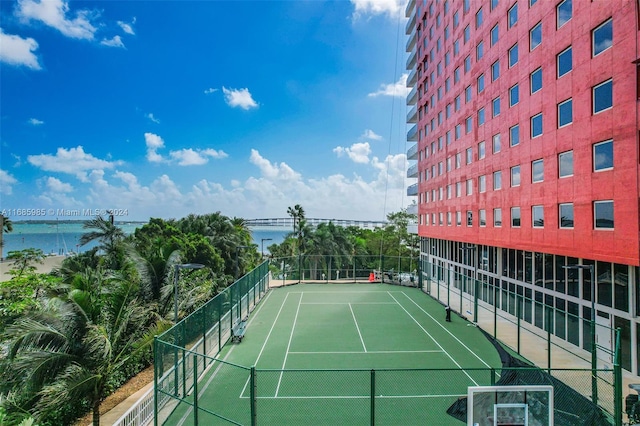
245 218 388 229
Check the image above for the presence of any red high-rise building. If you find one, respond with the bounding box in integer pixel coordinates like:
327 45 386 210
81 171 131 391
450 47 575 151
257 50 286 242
406 0 640 378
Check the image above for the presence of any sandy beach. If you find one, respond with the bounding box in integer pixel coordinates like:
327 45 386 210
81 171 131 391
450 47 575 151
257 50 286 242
0 255 65 281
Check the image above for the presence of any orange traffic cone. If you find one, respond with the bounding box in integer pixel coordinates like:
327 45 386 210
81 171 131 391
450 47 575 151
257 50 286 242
369 272 375 282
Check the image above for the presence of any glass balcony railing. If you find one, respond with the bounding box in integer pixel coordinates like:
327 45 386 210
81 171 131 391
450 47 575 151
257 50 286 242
406 105 417 123
405 0 416 18
406 31 417 53
406 143 418 160
406 49 417 70
406 86 417 105
407 183 418 196
407 163 418 178
405 13 416 35
407 124 418 141
407 68 417 87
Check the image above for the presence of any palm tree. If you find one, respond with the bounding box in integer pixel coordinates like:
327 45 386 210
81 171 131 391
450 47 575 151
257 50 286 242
1 214 13 260
286 205 306 254
1 271 168 426
79 216 126 269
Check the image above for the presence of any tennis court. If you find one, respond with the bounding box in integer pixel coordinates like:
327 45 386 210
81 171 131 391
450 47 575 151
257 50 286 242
163 283 503 425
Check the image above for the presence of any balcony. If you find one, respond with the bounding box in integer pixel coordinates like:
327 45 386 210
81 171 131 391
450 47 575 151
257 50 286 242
407 183 418 196
406 203 418 215
407 86 417 105
405 0 416 18
406 31 417 53
407 68 417 87
406 49 417 70
407 220 418 234
405 13 416 35
406 105 417 123
406 143 418 160
407 124 418 141
407 163 418 178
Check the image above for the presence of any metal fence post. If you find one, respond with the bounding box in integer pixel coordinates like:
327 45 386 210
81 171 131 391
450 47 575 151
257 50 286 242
154 336 159 426
193 354 199 425
218 296 222 353
516 296 521 354
182 346 187 397
546 307 552 373
250 367 257 426
490 368 496 386
370 369 375 426
614 328 622 426
493 282 498 339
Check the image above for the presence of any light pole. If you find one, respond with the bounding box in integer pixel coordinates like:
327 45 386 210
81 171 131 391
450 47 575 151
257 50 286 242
563 263 597 404
261 238 272 259
174 263 205 324
235 245 251 280
459 245 478 323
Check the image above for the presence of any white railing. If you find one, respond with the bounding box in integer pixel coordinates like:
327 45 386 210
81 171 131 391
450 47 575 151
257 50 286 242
112 387 154 426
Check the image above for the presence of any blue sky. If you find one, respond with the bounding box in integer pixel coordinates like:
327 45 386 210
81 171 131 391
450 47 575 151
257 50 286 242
1 0 412 222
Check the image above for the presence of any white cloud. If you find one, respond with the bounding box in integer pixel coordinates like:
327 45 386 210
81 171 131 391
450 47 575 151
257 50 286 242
146 113 160 124
144 133 165 163
0 169 18 195
100 35 125 48
27 146 121 181
222 87 259 110
249 149 300 181
361 129 382 140
45 176 73 193
28 118 44 125
351 0 405 20
204 88 218 94
0 28 41 70
368 73 410 98
16 0 98 40
117 18 135 35
169 148 228 166
333 142 372 164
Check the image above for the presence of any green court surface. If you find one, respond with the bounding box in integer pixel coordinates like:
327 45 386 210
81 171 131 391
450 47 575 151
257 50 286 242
165 283 503 425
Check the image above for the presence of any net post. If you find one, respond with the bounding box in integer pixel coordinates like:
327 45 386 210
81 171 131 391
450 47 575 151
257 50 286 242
250 366 257 426
193 354 199 425
591 315 598 405
473 274 479 323
516 296 521 354
153 336 159 426
446 267 450 306
614 328 622 426
370 369 375 426
546 306 552 373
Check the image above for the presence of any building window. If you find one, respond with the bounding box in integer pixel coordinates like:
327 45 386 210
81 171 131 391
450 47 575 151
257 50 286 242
464 0 470 13
479 209 487 227
558 98 572 127
532 205 544 228
445 25 450 41
455 95 461 111
491 60 500 81
477 41 484 60
455 124 461 139
492 97 501 117
447 211 452 225
464 25 470 43
478 108 485 126
446 130 452 145
511 207 521 227
491 24 499 46
594 200 614 229
532 159 544 183
530 0 538 6
557 0 572 29
453 10 460 28
494 208 502 227
467 211 473 226
457 211 462 226
493 133 501 153
531 113 543 137
510 124 520 146
464 56 471 73
493 170 502 190
478 74 485 92
478 141 486 159
559 150 574 177
592 18 613 57
466 179 473 195
465 116 472 133
509 84 519 106
456 153 462 168
559 203 574 228
465 85 472 102
491 0 499 10
456 182 462 197
439 212 444 225
511 165 521 187
508 3 518 28
476 8 483 28
593 139 613 171
454 67 461 83
593 79 613 114
466 147 473 164
446 103 451 118
454 40 460 56
530 22 542 50
508 44 518 67
479 175 486 192
445 78 451 93
530 67 542 94
557 46 572 78
445 51 451 67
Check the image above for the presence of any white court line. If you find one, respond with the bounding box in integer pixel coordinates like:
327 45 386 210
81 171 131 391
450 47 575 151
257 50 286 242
401 292 494 369
240 393 466 400
238 291 293 398
301 302 396 305
275 292 303 397
178 288 274 426
387 291 478 386
349 303 367 352
288 350 441 354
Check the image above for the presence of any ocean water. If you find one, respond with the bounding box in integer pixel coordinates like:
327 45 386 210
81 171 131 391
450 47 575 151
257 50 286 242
2 222 290 256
